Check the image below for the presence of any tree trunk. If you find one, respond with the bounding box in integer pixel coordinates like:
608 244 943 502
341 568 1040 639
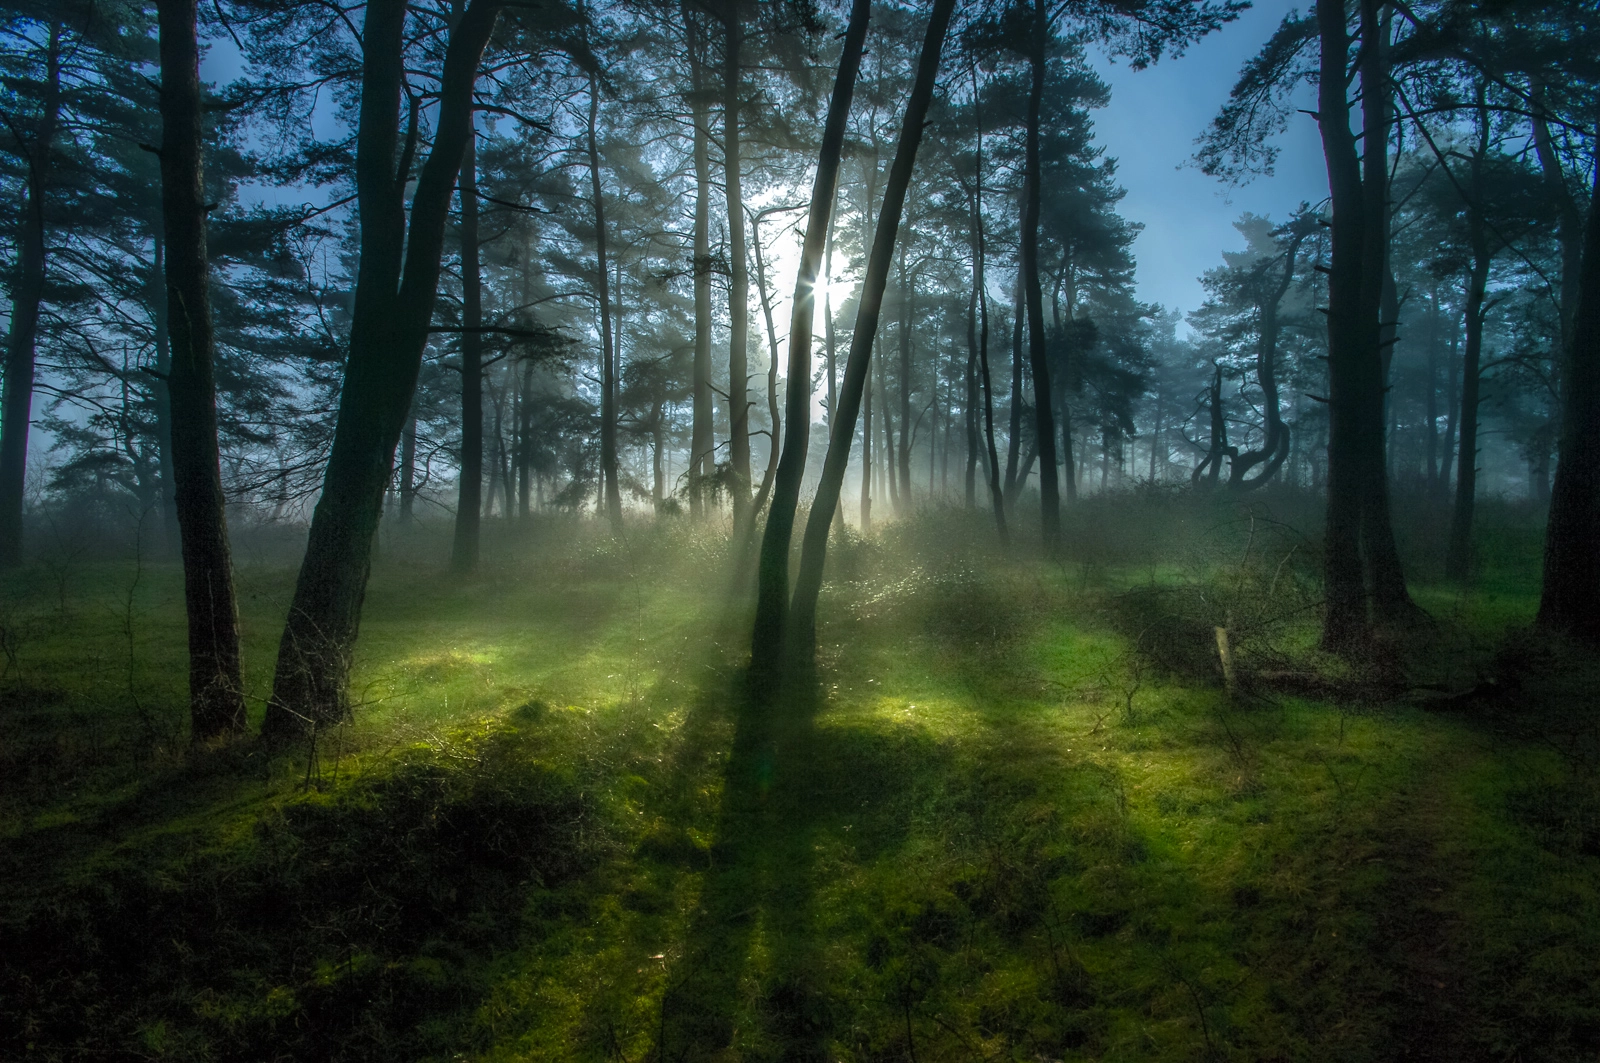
785 0 957 663
897 257 913 510
724 9 751 517
1353 0 1416 621
1020 0 1060 552
0 22 60 569
1445 146 1492 581
451 130 483 569
861 361 874 533
747 0 870 679
686 8 714 517
1313 0 1369 650
1004 277 1024 499
748 206 786 517
262 0 499 738
1424 287 1439 495
156 0 246 740
588 74 622 527
964 269 979 509
1230 229 1305 490
1538 147 1600 638
400 410 417 520
518 359 532 519
879 347 898 513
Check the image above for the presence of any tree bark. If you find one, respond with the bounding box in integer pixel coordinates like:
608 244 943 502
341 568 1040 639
1003 276 1024 499
724 8 751 518
747 0 870 680
1538 142 1600 638
451 129 484 568
897 257 913 510
748 206 786 516
1020 0 1060 553
156 0 247 740
588 73 622 527
785 0 957 663
262 0 500 738
685 8 714 517
1445 130 1490 581
0 22 61 569
1353 0 1416 620
1314 0 1370 650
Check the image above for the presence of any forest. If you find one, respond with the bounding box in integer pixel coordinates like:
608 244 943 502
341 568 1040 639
2 0 1599 1058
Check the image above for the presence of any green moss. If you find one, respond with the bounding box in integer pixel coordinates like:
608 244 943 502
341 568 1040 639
2 507 1600 1060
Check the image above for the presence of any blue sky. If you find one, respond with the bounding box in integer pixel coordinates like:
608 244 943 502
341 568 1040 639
1089 0 1326 322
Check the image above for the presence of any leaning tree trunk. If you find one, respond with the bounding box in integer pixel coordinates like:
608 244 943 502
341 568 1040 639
589 73 622 527
0 22 60 570
451 129 484 569
785 0 958 664
156 0 247 740
724 8 751 519
685 7 714 518
1538 144 1600 639
747 0 871 681
1229 230 1306 490
1020 0 1060 553
262 0 499 738
1313 0 1369 651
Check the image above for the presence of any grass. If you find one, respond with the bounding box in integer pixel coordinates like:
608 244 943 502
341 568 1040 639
4 496 1600 1061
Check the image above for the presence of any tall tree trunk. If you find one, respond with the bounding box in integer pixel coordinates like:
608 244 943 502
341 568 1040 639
156 0 246 740
0 22 60 570
1441 328 1459 502
861 361 874 532
1424 286 1439 495
588 74 622 527
686 8 714 517
1314 0 1369 650
748 206 786 517
898 258 913 509
1538 140 1600 638
747 0 870 679
262 0 499 738
451 130 484 569
879 349 899 513
724 9 751 517
976 185 1007 543
1020 0 1060 552
1003 277 1024 498
518 359 532 519
964 238 979 509
785 0 957 663
1354 0 1417 620
1446 130 1492 581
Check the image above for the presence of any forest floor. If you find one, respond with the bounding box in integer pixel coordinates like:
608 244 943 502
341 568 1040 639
4 490 1600 1062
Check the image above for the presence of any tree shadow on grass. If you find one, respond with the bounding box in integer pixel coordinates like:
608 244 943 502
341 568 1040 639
650 672 833 1063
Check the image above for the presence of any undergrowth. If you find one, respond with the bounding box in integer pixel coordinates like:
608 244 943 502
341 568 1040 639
2 497 1600 1062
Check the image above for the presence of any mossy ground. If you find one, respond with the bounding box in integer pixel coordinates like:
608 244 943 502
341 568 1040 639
4 493 1600 1061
